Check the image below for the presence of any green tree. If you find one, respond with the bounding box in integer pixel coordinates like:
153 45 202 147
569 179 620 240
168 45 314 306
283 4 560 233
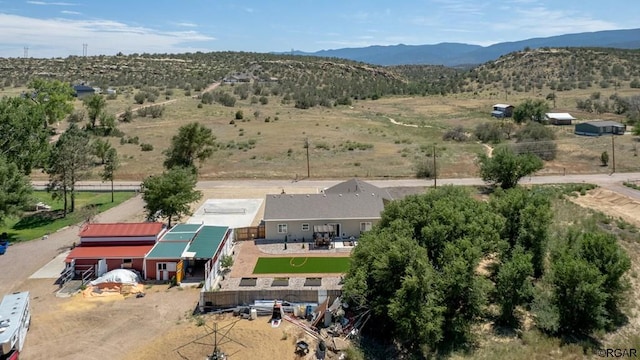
491 187 551 277
548 250 607 334
141 167 202 227
513 99 550 123
577 232 630 325
92 139 112 164
46 124 92 215
28 78 75 129
98 112 118 135
601 151 609 166
545 92 557 108
83 94 107 129
0 96 50 174
478 146 543 189
495 246 534 325
0 155 33 225
343 230 445 351
344 187 504 353
101 148 119 203
163 122 216 172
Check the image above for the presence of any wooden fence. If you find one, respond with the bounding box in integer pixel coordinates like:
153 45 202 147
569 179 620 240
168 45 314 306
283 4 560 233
234 225 265 241
199 289 342 310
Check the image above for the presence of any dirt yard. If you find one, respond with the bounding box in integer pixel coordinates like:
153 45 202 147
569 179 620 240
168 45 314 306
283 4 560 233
126 312 328 360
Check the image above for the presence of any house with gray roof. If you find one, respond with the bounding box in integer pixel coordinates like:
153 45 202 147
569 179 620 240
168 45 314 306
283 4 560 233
263 179 389 241
575 120 626 136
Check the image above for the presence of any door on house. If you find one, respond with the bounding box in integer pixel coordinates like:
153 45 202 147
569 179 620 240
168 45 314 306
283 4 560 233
97 259 108 277
157 263 168 281
328 223 341 239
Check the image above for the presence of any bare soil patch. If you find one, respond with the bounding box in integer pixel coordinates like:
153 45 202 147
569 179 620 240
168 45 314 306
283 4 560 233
19 279 201 360
126 312 328 360
569 187 640 226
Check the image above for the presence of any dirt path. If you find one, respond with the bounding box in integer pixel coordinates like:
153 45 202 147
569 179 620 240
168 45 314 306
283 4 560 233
192 81 220 98
482 143 494 157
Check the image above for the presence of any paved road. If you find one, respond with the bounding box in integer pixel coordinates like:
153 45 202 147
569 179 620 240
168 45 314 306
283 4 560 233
31 171 640 192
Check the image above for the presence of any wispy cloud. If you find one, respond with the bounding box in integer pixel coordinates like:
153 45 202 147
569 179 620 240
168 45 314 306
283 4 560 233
244 7 254 13
60 10 80 15
173 22 197 28
432 0 486 16
27 1 75 5
491 6 617 37
0 14 214 57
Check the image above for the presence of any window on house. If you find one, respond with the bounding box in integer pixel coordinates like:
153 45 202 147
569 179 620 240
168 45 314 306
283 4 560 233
360 222 372 232
277 224 288 233
301 223 310 231
122 259 132 268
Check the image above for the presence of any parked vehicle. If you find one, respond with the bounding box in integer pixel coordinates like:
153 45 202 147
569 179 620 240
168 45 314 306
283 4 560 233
0 241 7 255
0 292 30 358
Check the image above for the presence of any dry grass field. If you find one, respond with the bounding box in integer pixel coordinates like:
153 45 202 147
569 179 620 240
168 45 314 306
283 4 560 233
6 82 640 182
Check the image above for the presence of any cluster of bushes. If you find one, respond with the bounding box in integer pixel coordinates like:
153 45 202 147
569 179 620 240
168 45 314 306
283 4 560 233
223 139 257 151
120 135 140 145
338 140 373 151
442 126 468 142
202 90 236 107
512 122 557 161
136 105 165 118
134 87 160 104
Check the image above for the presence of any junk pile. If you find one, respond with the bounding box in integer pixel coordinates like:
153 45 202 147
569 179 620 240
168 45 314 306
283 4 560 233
230 297 370 358
82 269 145 297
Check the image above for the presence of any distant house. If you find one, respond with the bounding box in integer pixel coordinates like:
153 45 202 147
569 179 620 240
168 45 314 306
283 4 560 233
575 120 626 136
73 84 95 99
262 179 390 241
491 104 514 118
545 112 576 125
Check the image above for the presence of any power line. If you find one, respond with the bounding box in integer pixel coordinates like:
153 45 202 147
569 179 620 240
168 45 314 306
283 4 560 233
23 46 28 58
82 43 88 57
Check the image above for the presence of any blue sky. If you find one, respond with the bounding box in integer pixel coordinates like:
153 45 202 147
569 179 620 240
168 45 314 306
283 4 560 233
0 0 636 58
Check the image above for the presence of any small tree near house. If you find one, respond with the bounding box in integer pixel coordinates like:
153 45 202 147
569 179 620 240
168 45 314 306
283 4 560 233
600 151 609 166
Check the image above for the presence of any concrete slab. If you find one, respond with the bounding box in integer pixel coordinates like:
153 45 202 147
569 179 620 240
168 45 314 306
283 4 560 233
30 250 69 279
188 198 263 228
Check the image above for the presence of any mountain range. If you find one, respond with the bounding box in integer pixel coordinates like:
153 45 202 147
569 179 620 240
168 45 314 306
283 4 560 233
286 28 640 67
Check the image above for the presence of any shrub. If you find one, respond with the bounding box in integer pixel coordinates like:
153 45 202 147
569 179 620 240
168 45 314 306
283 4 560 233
140 143 154 151
474 122 504 143
68 110 85 123
134 91 146 104
442 126 467 142
235 110 243 120
415 160 437 179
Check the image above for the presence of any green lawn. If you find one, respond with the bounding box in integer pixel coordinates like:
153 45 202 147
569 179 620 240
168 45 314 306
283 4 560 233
0 191 137 242
252 256 351 274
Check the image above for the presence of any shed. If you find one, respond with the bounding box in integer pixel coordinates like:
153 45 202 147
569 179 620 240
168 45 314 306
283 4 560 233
545 112 576 125
73 84 95 99
575 120 626 136
492 104 514 118
65 245 152 276
78 222 166 246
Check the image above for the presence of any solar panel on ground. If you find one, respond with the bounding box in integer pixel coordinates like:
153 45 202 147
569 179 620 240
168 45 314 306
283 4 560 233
239 277 257 287
271 278 289 287
303 278 322 286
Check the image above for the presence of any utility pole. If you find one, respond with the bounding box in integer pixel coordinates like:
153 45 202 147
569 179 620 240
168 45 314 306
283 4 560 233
612 135 616 173
23 46 28 58
433 144 437 188
83 43 88 57
305 137 310 179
